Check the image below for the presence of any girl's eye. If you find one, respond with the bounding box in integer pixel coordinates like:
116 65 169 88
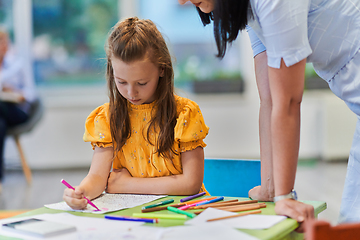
138 82 147 86
117 81 126 85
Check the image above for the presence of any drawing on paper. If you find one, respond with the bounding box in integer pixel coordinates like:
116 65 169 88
44 193 167 214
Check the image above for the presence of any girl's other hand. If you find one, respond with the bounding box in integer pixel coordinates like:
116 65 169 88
275 198 314 233
248 185 274 202
62 186 88 210
106 168 132 193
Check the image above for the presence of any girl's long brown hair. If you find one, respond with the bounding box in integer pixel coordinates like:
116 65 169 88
106 17 177 160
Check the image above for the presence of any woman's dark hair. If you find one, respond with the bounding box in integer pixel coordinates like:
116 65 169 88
197 0 251 58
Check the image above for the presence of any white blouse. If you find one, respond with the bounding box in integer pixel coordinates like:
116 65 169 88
247 0 360 81
0 47 37 103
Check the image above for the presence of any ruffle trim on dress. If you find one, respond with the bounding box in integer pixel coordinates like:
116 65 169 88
90 142 113 150
179 140 207 153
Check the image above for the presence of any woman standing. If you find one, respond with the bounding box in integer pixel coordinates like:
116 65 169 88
178 0 360 227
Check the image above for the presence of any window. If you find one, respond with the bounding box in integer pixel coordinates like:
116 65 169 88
139 0 243 93
32 0 118 86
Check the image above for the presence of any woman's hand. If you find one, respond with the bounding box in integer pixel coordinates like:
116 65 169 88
248 185 274 202
275 199 314 233
62 186 88 210
106 168 132 193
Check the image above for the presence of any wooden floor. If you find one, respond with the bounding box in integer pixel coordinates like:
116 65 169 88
0 160 348 225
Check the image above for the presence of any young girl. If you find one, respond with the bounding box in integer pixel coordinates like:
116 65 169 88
63 17 209 210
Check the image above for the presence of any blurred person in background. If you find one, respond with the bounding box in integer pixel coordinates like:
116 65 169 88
0 26 37 191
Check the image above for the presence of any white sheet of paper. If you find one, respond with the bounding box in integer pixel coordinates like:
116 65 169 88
44 193 167 214
0 213 143 240
161 223 260 240
186 208 286 229
83 225 167 240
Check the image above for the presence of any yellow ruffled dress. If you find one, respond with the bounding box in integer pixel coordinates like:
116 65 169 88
83 95 209 194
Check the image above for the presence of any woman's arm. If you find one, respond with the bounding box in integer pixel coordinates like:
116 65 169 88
106 146 204 195
268 58 314 226
249 51 274 201
63 146 113 209
268 58 305 197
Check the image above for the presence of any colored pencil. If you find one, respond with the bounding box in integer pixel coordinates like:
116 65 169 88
133 213 187 220
178 203 198 210
195 196 224 206
141 203 186 213
142 199 174 209
184 196 218 205
205 199 256 207
60 179 100 211
192 199 258 210
167 206 196 218
215 202 266 211
206 210 262 222
105 215 158 223
189 199 239 209
226 203 265 211
178 198 216 210
194 203 266 215
180 192 206 202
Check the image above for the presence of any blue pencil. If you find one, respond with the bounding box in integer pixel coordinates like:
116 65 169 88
104 215 158 223
195 196 224 206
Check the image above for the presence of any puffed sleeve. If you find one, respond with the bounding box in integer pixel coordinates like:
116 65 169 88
83 103 113 149
174 99 209 152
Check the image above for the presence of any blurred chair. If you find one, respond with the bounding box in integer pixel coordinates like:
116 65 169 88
203 159 261 197
305 219 360 240
6 98 44 185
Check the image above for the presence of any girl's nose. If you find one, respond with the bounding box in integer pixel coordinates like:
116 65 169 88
128 86 137 99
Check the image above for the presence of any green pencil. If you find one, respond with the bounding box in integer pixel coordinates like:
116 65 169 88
142 199 174 209
167 206 196 218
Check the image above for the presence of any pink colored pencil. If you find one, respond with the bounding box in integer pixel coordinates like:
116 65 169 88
60 179 100 211
178 202 199 210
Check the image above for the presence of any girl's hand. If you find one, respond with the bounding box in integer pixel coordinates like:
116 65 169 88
106 168 132 193
62 186 88 210
274 199 314 233
248 185 274 202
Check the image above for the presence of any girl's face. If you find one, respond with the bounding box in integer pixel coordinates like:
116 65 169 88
178 0 215 13
112 57 161 105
